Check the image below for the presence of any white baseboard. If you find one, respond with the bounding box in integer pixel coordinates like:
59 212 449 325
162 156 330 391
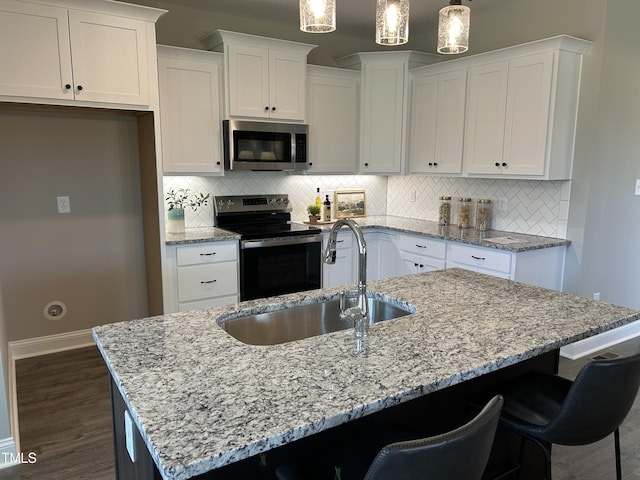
8 329 95 360
0 436 17 469
7 329 96 456
560 320 640 360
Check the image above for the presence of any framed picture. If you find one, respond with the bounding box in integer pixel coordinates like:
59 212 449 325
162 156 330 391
334 190 366 218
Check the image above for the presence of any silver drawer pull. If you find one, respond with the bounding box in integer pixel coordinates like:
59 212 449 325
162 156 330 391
200 252 216 256
200 280 217 284
471 255 486 261
416 244 427 248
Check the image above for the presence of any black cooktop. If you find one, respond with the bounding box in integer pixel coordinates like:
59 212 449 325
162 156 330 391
215 194 321 240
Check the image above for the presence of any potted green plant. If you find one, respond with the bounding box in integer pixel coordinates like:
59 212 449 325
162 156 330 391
307 204 321 223
165 188 210 233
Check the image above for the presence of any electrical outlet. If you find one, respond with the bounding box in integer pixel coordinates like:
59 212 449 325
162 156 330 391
592 292 600 301
410 191 416 202
496 197 508 213
57 196 70 214
635 179 640 196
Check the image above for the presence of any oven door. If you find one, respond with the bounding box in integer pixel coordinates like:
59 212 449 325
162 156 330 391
240 235 322 301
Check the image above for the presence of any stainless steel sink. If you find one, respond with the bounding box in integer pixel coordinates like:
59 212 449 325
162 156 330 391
219 293 415 345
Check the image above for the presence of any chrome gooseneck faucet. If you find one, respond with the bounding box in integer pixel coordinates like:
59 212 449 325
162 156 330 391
323 219 368 336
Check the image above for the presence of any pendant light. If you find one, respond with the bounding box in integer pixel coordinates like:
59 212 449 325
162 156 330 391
437 0 470 54
375 0 410 46
300 0 336 33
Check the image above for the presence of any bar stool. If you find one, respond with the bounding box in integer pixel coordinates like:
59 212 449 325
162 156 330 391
275 394 503 480
474 351 640 479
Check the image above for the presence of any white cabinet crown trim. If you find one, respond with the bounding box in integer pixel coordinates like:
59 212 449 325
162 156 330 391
203 29 317 56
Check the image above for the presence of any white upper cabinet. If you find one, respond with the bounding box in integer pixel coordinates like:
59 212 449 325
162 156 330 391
337 51 439 175
204 30 316 121
409 68 466 175
306 66 359 174
464 53 554 176
463 60 509 174
0 0 164 108
157 46 224 175
462 36 592 179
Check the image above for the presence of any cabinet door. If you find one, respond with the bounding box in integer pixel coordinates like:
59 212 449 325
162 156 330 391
158 51 223 174
502 52 554 176
269 50 307 121
463 61 509 175
0 1 73 100
322 233 355 288
361 62 405 174
307 68 358 173
409 73 438 174
410 69 466 175
68 10 150 105
227 43 270 118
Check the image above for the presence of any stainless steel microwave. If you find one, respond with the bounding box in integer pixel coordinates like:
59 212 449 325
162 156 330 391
222 120 309 171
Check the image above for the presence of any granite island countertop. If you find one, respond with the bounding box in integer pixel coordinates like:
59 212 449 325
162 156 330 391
166 216 569 253
92 269 637 480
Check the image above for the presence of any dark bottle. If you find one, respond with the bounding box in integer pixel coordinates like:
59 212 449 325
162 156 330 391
323 195 331 221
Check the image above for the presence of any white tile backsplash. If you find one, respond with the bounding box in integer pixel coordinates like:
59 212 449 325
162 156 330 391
163 172 387 228
163 173 568 238
386 176 567 237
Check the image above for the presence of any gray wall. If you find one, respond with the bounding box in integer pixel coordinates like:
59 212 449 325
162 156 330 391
0 108 149 342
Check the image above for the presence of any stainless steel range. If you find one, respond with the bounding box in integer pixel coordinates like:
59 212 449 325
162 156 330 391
215 194 323 301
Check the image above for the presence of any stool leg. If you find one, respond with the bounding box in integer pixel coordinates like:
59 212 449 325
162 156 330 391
614 428 622 480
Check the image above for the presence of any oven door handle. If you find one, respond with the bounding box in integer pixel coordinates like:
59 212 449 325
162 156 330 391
241 234 323 249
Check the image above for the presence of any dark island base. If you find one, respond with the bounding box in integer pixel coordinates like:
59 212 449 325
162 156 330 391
112 350 559 480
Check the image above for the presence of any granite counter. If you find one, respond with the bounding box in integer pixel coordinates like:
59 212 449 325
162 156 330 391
309 215 570 253
165 216 569 254
93 268 637 480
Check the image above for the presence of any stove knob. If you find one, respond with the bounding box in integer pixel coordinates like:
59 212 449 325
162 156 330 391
226 200 234 207
282 198 289 205
275 198 282 205
217 200 225 209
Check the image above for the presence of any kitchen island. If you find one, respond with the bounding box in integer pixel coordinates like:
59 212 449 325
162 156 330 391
93 269 639 480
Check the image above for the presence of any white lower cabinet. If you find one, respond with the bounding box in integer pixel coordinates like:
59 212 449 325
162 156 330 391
322 232 356 288
166 241 239 313
446 242 565 290
340 229 565 292
396 234 447 275
446 243 513 279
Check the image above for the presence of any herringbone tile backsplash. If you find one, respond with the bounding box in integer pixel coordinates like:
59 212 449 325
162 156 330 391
163 173 568 238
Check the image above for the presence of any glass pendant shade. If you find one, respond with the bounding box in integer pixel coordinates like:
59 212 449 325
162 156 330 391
300 0 336 33
376 0 410 46
437 2 470 54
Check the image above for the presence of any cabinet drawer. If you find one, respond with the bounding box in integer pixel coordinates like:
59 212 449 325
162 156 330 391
447 243 513 274
323 232 353 249
177 262 238 302
176 242 237 266
178 295 237 312
397 235 446 259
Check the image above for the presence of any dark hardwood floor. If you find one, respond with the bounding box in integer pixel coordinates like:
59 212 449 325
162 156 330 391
1 339 639 479
0 346 114 480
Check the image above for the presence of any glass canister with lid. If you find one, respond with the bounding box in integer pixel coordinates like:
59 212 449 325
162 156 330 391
476 199 492 231
438 196 452 226
457 197 473 228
